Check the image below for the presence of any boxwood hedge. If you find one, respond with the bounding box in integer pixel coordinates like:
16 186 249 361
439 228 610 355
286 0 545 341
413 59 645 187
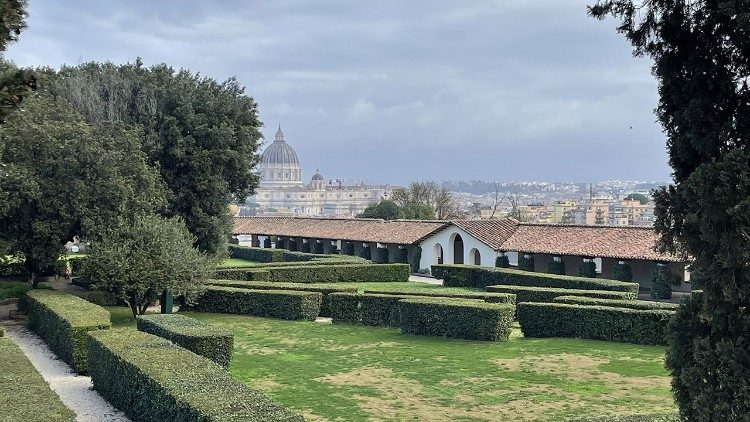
136 314 234 369
87 330 303 421
330 293 414 327
394 248 408 264
361 288 516 304
432 264 639 293
0 262 30 277
212 268 270 281
552 295 679 311
19 289 110 374
400 298 515 341
374 247 390 264
266 263 410 283
329 292 362 325
194 286 322 321
485 285 636 303
517 302 675 345
228 245 284 262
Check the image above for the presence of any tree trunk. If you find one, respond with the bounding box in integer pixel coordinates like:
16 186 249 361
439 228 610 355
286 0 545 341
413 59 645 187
129 291 139 319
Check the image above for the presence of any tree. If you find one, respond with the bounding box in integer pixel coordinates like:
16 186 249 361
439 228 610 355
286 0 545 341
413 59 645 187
82 214 212 318
0 1 36 123
592 1 750 419
594 208 605 225
624 193 648 205
359 200 402 220
400 201 435 220
0 96 167 285
434 186 459 219
40 61 263 255
391 181 457 219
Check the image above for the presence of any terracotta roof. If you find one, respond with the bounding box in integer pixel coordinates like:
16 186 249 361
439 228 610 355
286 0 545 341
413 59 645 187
452 219 519 250
233 217 449 245
500 223 679 262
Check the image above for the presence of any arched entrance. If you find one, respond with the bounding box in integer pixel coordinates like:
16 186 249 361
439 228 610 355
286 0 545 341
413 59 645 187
452 234 464 264
470 248 481 265
433 244 444 264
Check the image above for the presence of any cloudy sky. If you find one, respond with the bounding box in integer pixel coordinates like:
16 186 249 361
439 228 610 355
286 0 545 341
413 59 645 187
6 0 670 185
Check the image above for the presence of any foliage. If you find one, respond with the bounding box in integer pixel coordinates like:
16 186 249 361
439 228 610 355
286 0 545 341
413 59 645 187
263 237 272 248
624 193 649 205
81 214 212 317
0 261 28 277
495 255 510 268
136 314 234 369
0 280 30 300
228 244 283 262
342 241 355 255
0 0 26 51
399 298 515 341
86 329 302 421
594 209 606 225
553 295 679 311
518 302 675 346
410 246 422 273
0 60 36 123
19 289 110 373
518 254 535 271
358 200 402 220
361 288 515 304
314 241 324 254
612 261 633 282
194 286 322 321
591 1 750 417
578 260 598 278
212 268 270 281
547 259 566 275
358 245 371 260
391 181 458 219
651 265 679 300
394 247 408 264
373 247 389 263
486 285 635 303
300 241 311 253
0 337 76 421
266 263 410 283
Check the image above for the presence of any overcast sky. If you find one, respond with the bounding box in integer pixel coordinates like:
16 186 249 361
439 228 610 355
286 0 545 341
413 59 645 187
5 0 671 185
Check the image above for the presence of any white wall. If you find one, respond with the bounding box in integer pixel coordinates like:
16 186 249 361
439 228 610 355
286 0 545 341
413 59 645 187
419 225 500 272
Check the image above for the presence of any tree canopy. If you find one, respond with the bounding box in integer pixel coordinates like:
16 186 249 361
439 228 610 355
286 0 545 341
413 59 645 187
391 181 458 219
624 193 648 205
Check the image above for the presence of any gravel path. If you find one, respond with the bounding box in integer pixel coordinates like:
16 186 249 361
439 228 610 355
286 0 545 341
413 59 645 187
3 324 130 422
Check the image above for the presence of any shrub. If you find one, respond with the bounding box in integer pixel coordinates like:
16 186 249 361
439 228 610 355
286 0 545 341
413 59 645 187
394 248 408 264
0 280 31 300
400 298 515 341
373 247 390 263
612 261 633 281
358 245 371 260
518 302 675 345
342 241 355 256
228 245 283 262
651 265 679 299
314 242 325 254
410 246 422 273
362 288 516 304
485 285 636 303
518 254 535 271
211 268 270 281
263 237 272 248
137 314 234 369
207 280 356 317
361 293 407 327
578 261 598 278
69 257 87 276
0 262 30 277
300 242 311 253
432 264 639 293
495 255 510 268
266 263 410 283
19 289 110 373
87 330 303 422
288 240 298 251
547 259 566 275
194 286 322 321
552 295 679 311
329 292 362 325
75 290 124 307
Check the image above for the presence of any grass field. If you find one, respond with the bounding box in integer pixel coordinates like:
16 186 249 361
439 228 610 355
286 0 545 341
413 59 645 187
106 306 675 421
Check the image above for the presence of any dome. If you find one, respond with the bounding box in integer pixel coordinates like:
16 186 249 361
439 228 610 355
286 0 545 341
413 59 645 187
311 169 324 181
261 126 299 165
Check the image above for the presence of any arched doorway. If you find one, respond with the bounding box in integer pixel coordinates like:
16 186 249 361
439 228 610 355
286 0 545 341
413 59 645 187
433 244 444 264
452 234 464 264
470 248 481 265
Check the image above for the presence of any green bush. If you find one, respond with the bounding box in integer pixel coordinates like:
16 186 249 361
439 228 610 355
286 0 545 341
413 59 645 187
19 289 110 373
212 268 270 281
267 263 410 283
342 242 355 256
552 295 679 310
517 302 675 345
358 245 371 260
547 259 566 275
0 262 30 277
329 292 362 325
495 255 510 268
612 261 633 281
394 248 408 263
75 290 125 307
300 242 311 253
86 330 302 422
0 280 31 300
0 338 76 421
207 280 357 317
228 245 283 262
362 288 516 304
651 265 679 299
68 257 87 276
137 314 234 369
314 242 325 254
400 298 515 341
485 285 636 303
194 286 322 321
288 240 298 251
410 246 422 273
361 293 407 327
432 264 639 293
263 237 272 248
518 254 535 271
374 247 390 263
578 261 598 278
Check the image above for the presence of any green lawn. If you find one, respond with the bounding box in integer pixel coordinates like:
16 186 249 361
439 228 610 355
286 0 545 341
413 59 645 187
218 258 262 268
107 306 675 421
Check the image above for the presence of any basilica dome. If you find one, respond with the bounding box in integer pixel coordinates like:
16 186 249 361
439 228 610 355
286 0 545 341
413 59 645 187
258 125 304 188
261 126 299 165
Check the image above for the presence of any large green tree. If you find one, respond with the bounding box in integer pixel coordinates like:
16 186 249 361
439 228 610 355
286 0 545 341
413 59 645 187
41 61 263 254
0 1 35 122
591 1 750 419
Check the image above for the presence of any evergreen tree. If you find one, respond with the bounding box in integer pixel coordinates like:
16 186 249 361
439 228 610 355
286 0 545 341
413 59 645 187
0 1 35 122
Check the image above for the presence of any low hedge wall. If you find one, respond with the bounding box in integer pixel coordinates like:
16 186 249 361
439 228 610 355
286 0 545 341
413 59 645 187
212 268 270 281
485 285 636 303
19 289 110 374
0 262 30 277
329 292 363 325
362 288 516 304
374 247 390 264
553 295 680 311
228 245 284 262
330 292 413 327
400 298 515 341
207 280 357 317
432 264 639 293
267 263 410 283
0 337 76 421
517 302 675 345
194 286 322 321
87 330 302 421
136 314 234 369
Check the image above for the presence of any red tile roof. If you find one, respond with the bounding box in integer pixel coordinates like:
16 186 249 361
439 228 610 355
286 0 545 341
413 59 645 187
452 219 519 250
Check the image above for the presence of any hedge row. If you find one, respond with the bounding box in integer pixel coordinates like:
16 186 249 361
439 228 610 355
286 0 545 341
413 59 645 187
432 264 639 293
266 263 410 283
19 289 110 373
212 268 270 281
207 279 357 317
228 245 284 262
87 330 303 421
330 292 416 327
136 314 234 369
361 288 516 304
0 280 32 300
552 295 680 311
517 302 675 345
0 337 76 421
485 285 636 303
0 262 30 277
373 247 390 263
400 298 515 341
194 286 322 321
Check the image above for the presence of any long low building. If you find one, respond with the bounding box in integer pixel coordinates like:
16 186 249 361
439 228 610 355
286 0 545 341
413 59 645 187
233 216 690 292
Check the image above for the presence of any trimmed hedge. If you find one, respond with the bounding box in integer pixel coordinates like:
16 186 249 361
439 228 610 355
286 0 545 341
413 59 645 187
266 263 410 283
432 264 639 293
578 260 598 278
207 280 357 317
651 265 679 299
0 262 30 277
374 247 390 263
263 237 272 248
194 286 322 321
331 292 424 327
518 254 535 271
329 292 362 325
358 245 372 260
0 280 32 300
362 288 516 304
228 245 284 262
314 242 325 254
547 259 566 275
87 330 302 422
212 268 270 281
517 302 675 345
495 255 510 268
19 289 110 374
485 285 636 303
410 246 422 273
137 314 234 369
300 242 311 253
394 248 408 264
342 241 355 255
400 298 515 341
553 295 680 311
0 325 4 337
